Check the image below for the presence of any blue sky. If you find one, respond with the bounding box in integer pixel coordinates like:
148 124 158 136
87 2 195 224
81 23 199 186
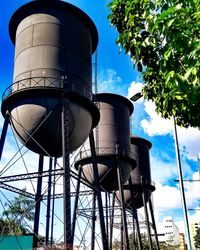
0 0 200 245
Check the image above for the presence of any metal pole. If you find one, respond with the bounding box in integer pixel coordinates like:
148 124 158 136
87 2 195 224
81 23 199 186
117 165 130 250
109 192 115 250
105 192 109 237
129 179 143 250
0 112 9 160
149 198 160 250
71 167 81 245
45 157 53 245
120 213 123 250
33 154 44 248
142 190 153 250
62 97 72 249
173 116 192 250
89 130 108 249
91 192 96 250
50 158 57 245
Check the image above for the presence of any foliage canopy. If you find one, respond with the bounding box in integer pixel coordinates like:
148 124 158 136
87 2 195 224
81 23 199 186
194 228 200 249
0 193 34 235
108 0 200 128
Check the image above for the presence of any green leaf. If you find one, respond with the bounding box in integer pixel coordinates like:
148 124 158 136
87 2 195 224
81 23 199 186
175 95 183 100
167 19 175 27
107 0 200 129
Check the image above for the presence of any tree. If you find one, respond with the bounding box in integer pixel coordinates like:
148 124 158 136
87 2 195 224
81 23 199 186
194 227 200 249
108 0 200 128
112 233 157 249
0 193 34 235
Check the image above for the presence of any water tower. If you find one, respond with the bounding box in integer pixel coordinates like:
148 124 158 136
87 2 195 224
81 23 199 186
1 0 99 157
0 0 100 248
118 136 155 210
75 93 135 191
115 136 159 250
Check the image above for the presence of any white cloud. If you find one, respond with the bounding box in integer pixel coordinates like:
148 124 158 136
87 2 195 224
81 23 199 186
176 127 200 160
152 171 200 224
150 155 178 183
140 100 200 160
97 69 122 93
141 101 173 136
153 182 182 210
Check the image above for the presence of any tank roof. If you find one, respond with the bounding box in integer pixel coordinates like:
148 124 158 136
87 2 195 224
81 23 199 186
9 0 98 53
95 93 134 115
130 135 152 149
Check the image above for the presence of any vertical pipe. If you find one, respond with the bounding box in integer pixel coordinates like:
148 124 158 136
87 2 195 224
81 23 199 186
0 112 9 160
50 158 57 245
45 157 53 245
89 130 108 250
91 192 96 250
149 198 160 250
71 167 81 245
117 165 130 250
142 191 153 250
62 97 72 249
33 154 44 248
173 116 192 250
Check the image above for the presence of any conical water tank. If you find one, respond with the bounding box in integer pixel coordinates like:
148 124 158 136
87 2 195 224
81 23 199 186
74 93 136 191
116 136 155 209
1 0 99 157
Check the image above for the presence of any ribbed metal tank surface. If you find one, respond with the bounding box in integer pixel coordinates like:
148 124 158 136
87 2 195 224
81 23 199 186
116 136 155 209
74 93 136 191
1 0 99 157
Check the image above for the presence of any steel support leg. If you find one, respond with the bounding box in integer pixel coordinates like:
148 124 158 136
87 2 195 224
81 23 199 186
33 154 44 248
0 112 9 160
45 157 53 245
50 158 57 245
109 192 115 250
71 167 81 245
105 192 109 237
89 130 108 249
129 179 143 250
91 192 96 250
149 198 160 250
120 213 124 250
142 191 153 250
62 97 72 249
117 165 130 250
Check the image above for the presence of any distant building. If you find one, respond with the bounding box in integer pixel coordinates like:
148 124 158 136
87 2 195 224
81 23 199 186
155 216 180 246
190 221 200 249
179 233 187 250
164 216 180 245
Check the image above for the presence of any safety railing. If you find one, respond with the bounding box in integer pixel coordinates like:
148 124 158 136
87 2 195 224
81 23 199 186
2 77 93 100
74 145 136 164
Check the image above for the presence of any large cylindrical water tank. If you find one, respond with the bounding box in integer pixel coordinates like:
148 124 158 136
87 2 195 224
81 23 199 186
116 136 155 209
74 93 136 191
1 0 99 157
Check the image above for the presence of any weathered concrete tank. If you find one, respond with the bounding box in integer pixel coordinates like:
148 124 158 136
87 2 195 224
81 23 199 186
1 0 99 157
116 136 155 209
74 93 136 191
